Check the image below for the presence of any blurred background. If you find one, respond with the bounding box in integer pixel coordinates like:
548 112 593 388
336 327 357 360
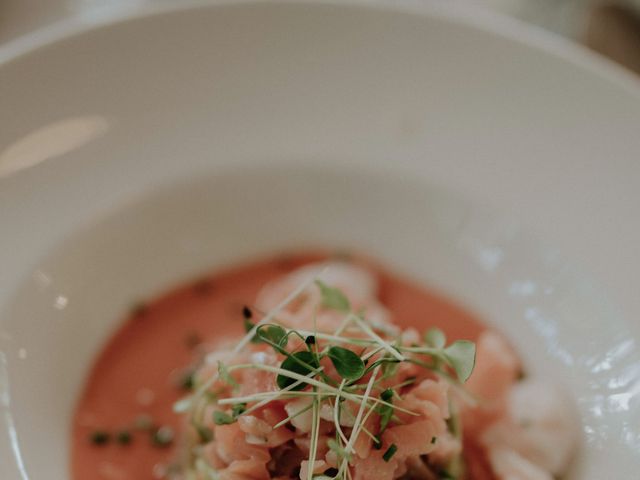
0 0 639 75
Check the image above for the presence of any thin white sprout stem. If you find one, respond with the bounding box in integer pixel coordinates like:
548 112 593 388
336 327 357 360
292 329 375 346
228 363 338 393
307 395 321 480
333 312 355 336
359 424 378 444
344 365 380 454
217 385 419 416
337 365 381 478
234 265 328 355
273 402 314 429
351 316 404 361
362 345 385 361
238 366 325 416
333 380 350 445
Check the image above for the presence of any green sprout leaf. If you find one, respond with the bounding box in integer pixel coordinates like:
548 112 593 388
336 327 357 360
315 280 350 312
231 402 247 418
213 411 235 425
443 340 476 382
257 324 288 349
425 328 447 349
327 346 365 380
277 351 319 390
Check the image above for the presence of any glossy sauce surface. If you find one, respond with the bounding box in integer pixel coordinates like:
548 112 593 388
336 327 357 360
71 253 489 479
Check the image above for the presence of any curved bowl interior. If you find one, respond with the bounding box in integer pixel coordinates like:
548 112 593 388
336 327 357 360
1 1 640 479
1 166 639 478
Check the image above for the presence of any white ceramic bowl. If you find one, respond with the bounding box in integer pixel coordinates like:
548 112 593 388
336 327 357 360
1 1 640 479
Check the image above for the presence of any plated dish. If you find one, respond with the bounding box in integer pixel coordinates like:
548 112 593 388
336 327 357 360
2 1 640 479
71 253 576 479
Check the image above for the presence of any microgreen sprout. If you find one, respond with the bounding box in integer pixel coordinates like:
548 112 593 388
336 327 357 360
276 351 320 390
327 346 365 381
443 340 476 383
425 327 447 349
316 280 351 312
175 270 477 479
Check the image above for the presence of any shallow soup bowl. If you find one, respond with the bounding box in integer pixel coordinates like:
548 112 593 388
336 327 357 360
1 1 640 479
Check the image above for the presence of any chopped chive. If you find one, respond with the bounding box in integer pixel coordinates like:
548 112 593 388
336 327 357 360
116 430 132 445
431 436 437 444
382 443 398 462
377 390 395 434
179 370 195 391
90 430 110 446
380 389 394 402
242 306 252 319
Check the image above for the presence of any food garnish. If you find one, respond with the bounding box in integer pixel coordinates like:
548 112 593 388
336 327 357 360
174 267 476 479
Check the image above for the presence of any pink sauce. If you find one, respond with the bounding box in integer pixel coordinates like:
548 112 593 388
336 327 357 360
71 253 490 479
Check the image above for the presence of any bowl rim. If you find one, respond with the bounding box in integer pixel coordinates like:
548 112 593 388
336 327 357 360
0 0 639 99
